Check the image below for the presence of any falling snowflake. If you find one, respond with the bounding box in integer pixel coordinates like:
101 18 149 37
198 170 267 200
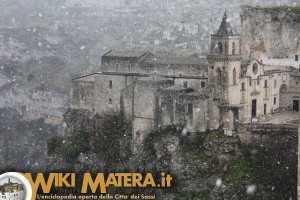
181 127 187 136
246 184 257 195
216 178 222 187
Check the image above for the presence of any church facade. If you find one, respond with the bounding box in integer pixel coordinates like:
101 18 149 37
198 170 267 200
70 12 300 143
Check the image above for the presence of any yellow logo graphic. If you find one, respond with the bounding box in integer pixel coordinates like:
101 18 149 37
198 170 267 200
0 172 173 200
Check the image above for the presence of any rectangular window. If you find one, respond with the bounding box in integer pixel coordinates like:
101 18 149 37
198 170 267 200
188 103 193 115
249 78 252 86
109 80 112 88
264 104 267 115
282 74 287 81
274 80 277 88
241 82 245 90
115 63 120 71
264 80 268 88
183 81 188 88
201 81 205 88
257 76 260 85
127 64 132 71
188 103 193 124
274 97 276 105
109 98 112 104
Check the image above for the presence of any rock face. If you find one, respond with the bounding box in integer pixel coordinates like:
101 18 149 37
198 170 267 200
241 5 300 60
0 70 68 171
0 108 58 172
0 84 68 125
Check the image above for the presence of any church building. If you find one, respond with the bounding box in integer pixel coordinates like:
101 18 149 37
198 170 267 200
70 12 300 144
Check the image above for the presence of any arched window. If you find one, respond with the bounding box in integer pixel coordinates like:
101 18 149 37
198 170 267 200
233 68 236 85
232 42 235 55
216 68 222 84
218 42 222 54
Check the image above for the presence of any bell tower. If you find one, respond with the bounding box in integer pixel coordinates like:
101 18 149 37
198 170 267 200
207 11 242 105
207 11 243 132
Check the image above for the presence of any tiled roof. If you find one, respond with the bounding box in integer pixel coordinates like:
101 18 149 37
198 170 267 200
103 50 150 58
143 56 208 65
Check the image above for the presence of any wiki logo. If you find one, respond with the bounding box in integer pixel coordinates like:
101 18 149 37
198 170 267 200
0 172 32 200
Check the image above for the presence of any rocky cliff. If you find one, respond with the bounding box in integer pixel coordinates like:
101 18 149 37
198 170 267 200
47 109 297 199
241 5 300 60
0 70 67 171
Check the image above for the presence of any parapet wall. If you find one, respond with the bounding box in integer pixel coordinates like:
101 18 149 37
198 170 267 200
238 123 298 146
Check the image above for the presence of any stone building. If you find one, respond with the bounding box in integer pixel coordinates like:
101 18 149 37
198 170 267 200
70 11 300 145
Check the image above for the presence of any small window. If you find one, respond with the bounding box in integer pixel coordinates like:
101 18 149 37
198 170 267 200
264 80 268 88
241 82 245 90
109 98 112 104
232 42 235 55
188 103 193 124
264 104 267 115
115 63 120 71
183 81 188 88
109 80 112 88
188 104 193 115
282 74 287 81
127 64 132 71
274 97 276 105
218 42 222 54
249 78 252 86
217 68 222 84
80 86 84 100
257 76 260 85
274 80 277 88
201 81 206 88
233 68 236 85
252 63 258 74
295 55 298 61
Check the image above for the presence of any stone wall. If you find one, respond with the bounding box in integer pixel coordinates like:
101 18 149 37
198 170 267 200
238 123 298 145
70 80 95 111
160 89 209 132
131 77 173 143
